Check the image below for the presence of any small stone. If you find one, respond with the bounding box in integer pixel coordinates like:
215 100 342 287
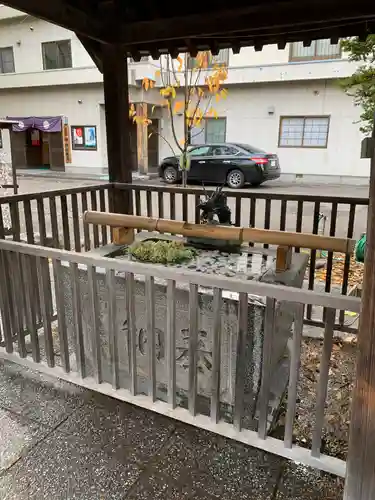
187 264 196 269
225 271 235 277
315 259 327 270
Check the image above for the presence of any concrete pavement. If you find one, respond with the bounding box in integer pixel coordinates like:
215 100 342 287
0 359 344 499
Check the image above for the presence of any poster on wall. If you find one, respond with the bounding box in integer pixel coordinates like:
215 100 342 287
84 126 97 148
72 126 84 147
63 122 72 163
71 125 97 150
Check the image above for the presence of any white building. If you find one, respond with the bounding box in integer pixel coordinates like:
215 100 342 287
0 5 369 183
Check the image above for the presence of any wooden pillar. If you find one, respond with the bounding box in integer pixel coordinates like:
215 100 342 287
102 43 133 214
136 103 148 175
344 117 375 500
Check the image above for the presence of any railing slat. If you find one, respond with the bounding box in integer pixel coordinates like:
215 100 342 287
307 201 321 319
99 189 108 245
280 200 287 231
182 192 188 222
263 199 271 248
36 256 54 367
90 191 100 248
194 194 200 224
167 279 176 408
169 192 176 220
249 197 256 247
234 292 248 430
81 192 90 251
60 195 71 251
21 254 40 362
11 252 27 358
284 303 305 448
146 276 156 400
71 193 81 252
311 307 336 457
146 189 152 218
295 200 303 253
188 283 199 416
23 200 35 244
52 259 70 372
70 262 85 377
258 297 276 439
107 269 119 389
324 203 338 295
0 250 14 353
210 287 222 423
36 198 47 246
158 191 164 219
87 265 101 382
126 271 137 394
9 201 21 241
235 196 241 226
339 204 356 325
49 197 59 248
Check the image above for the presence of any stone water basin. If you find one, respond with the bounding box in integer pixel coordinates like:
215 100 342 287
60 233 308 427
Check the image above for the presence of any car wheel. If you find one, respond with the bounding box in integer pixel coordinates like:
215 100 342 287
227 169 245 189
163 165 178 184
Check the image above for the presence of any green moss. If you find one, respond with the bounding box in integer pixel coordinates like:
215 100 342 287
128 239 196 265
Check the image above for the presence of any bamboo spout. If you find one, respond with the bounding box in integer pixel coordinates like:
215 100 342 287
83 211 356 254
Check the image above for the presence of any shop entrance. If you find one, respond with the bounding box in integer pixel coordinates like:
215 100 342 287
8 116 65 171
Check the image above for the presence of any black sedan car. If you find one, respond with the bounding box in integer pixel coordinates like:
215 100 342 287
158 143 280 188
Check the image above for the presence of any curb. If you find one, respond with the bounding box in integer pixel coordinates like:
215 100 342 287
16 170 159 182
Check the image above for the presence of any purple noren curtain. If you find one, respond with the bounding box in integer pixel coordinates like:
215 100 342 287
7 116 62 132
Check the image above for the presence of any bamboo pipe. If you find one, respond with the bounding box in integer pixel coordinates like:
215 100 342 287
83 211 356 254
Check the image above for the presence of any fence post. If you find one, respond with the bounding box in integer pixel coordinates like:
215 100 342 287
344 116 375 500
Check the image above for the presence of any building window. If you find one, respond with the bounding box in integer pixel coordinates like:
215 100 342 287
289 39 341 62
71 125 97 150
0 47 15 73
42 40 72 70
189 117 227 144
278 116 330 148
188 49 229 69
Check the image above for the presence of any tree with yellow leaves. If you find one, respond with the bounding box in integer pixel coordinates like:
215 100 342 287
135 52 228 187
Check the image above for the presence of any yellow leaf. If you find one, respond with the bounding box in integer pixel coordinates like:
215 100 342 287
154 70 161 78
215 93 221 102
173 101 184 114
142 77 149 91
177 56 183 72
148 132 154 139
151 105 156 115
179 138 186 146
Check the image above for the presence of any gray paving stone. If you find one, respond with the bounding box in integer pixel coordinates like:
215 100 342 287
0 407 50 473
275 462 344 499
124 470 218 499
57 393 175 465
0 360 88 426
0 429 142 500
199 436 285 500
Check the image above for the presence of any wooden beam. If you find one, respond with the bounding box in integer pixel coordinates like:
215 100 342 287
102 44 133 214
77 35 103 73
344 116 375 500
113 0 375 46
1 0 107 42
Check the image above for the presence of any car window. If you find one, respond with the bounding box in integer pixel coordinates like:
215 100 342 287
189 146 211 156
235 143 265 154
212 145 239 156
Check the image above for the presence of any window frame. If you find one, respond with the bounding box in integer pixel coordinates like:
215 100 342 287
0 46 15 74
71 125 98 151
42 39 72 70
204 117 227 144
278 115 331 149
289 40 341 62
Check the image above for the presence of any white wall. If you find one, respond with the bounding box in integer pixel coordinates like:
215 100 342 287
159 81 368 178
0 84 106 172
